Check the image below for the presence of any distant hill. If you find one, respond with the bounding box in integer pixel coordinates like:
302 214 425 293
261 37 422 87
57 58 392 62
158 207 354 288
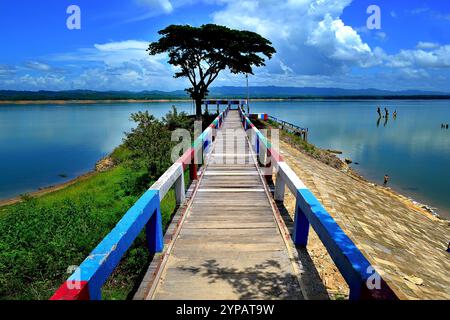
1 87 449 101
209 86 450 98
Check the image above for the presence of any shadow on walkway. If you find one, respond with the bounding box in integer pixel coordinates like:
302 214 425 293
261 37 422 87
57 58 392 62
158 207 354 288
274 199 330 300
179 259 303 300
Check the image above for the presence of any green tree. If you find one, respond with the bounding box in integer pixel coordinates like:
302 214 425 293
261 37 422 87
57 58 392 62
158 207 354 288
148 24 276 118
162 105 193 131
124 111 173 179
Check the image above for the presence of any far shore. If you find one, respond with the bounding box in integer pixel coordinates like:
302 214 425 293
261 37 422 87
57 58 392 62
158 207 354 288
2 96 450 105
0 99 190 105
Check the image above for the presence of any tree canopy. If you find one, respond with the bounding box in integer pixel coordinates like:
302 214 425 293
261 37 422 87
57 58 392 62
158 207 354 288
148 24 276 117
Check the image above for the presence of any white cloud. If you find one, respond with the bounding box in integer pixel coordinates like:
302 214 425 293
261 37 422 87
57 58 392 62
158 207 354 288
387 46 450 69
94 40 148 52
53 40 184 90
135 0 174 13
375 32 387 41
24 61 52 72
416 42 440 50
125 0 196 22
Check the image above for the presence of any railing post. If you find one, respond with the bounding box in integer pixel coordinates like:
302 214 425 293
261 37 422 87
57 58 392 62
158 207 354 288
88 286 102 301
349 285 362 300
256 135 260 157
258 142 266 167
274 170 285 202
293 191 310 247
264 147 272 181
146 206 164 253
189 163 198 180
175 172 186 205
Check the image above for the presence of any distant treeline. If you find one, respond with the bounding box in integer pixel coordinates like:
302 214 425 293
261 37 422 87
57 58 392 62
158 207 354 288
0 90 188 101
1 89 449 101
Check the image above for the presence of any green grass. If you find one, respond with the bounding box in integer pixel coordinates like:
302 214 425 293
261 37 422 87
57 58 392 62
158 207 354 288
0 163 185 300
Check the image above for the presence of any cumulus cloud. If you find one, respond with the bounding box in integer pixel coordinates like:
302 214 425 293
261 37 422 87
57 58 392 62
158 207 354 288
51 40 184 91
386 46 450 69
212 0 376 75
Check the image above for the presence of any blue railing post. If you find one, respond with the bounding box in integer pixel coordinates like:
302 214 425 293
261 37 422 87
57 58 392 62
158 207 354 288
146 205 164 253
256 135 260 156
293 191 310 247
349 284 362 300
89 286 102 301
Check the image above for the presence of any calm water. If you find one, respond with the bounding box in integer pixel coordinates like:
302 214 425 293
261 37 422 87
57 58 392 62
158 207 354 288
1 100 449 218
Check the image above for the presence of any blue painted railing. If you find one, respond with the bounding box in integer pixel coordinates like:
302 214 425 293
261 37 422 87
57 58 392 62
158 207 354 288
240 108 397 300
51 107 230 300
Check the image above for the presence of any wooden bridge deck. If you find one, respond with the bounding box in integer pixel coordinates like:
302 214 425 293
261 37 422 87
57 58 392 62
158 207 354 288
146 110 304 300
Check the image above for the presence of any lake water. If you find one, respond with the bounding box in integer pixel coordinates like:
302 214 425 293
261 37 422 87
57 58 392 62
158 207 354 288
1 100 449 218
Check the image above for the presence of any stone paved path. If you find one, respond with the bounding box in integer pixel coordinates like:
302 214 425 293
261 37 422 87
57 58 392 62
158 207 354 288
279 140 450 300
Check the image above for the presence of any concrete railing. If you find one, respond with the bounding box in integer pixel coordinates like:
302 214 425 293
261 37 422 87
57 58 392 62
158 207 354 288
240 109 397 300
50 107 230 300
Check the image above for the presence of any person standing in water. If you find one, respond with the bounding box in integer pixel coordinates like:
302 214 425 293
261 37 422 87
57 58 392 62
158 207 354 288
377 107 381 118
384 174 389 186
384 107 389 118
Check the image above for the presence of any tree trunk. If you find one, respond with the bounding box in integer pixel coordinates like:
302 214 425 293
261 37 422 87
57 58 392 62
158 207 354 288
195 98 203 119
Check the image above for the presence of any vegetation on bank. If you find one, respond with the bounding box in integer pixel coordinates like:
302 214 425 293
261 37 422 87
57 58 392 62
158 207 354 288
0 106 208 300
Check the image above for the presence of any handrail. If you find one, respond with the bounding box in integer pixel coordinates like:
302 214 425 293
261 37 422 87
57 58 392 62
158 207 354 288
51 107 230 300
268 115 308 132
239 108 397 300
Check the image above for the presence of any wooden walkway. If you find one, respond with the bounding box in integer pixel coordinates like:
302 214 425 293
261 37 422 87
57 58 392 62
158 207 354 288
145 110 304 300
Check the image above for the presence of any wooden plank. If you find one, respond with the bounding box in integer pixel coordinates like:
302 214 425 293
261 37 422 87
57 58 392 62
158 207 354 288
148 110 304 300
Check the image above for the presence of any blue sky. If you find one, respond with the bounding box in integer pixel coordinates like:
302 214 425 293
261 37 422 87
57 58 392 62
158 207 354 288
0 0 449 92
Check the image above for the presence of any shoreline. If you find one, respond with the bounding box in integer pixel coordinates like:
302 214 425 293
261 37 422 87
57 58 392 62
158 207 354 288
344 164 446 221
0 99 190 105
0 157 115 208
0 172 96 208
